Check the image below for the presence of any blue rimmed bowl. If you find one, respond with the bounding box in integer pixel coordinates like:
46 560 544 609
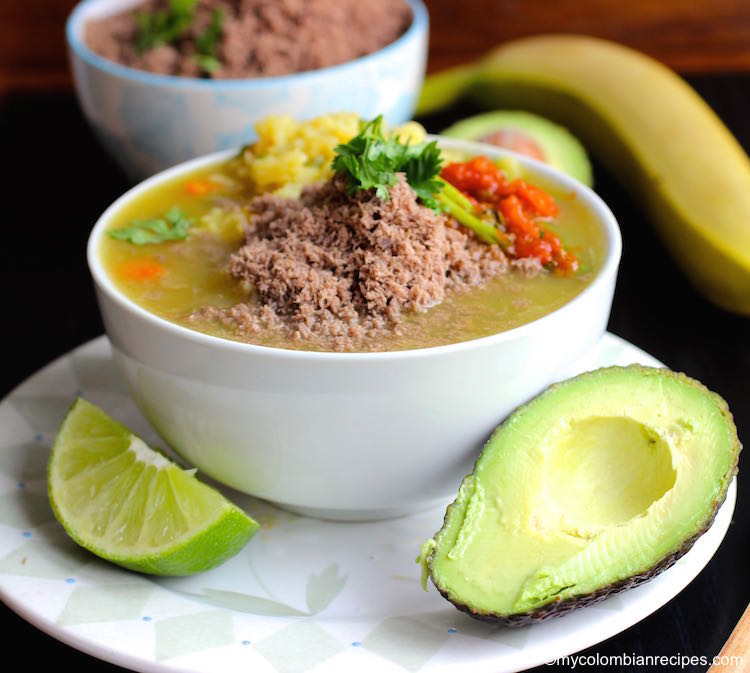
66 0 428 180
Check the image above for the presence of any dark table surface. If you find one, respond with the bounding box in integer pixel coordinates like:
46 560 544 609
1 75 749 671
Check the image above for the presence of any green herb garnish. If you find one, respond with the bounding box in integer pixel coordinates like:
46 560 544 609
403 139 444 211
332 116 512 247
194 8 224 73
108 207 193 245
195 53 221 74
134 0 198 55
436 183 511 247
331 116 444 211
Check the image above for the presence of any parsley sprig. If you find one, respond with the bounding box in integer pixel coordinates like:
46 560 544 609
194 8 224 73
331 116 444 211
134 0 224 75
332 116 512 247
108 207 193 245
134 0 197 55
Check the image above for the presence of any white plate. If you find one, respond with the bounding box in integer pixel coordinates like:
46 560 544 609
0 333 736 673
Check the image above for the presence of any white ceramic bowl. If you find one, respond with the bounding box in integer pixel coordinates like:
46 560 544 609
67 0 428 180
87 138 622 521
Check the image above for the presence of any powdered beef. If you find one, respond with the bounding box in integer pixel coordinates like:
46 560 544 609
196 175 509 350
85 0 412 79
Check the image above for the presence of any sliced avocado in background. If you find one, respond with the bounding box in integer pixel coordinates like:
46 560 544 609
442 110 593 187
420 366 740 624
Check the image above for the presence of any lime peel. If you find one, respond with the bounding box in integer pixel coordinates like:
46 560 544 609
48 398 259 576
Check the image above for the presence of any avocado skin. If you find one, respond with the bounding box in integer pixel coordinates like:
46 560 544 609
432 490 729 626
424 366 741 625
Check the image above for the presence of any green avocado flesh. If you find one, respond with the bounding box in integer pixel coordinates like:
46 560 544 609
420 366 740 623
442 111 593 187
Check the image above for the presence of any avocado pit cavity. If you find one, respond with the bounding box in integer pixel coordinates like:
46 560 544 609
479 129 546 162
442 110 593 186
541 416 677 533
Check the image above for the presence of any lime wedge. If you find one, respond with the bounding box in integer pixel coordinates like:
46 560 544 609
48 398 258 575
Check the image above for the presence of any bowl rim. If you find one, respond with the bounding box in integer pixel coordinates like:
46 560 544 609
87 135 622 362
66 0 427 90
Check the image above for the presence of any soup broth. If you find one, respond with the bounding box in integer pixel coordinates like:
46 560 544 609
100 160 607 352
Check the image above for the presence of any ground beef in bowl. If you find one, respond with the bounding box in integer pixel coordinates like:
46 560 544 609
85 0 413 78
192 174 510 350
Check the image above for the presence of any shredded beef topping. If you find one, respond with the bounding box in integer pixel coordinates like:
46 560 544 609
85 0 412 78
194 175 509 350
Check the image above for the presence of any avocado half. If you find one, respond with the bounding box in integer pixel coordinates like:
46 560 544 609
419 366 740 625
442 111 593 187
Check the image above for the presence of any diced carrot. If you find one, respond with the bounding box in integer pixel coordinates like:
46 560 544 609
185 179 216 196
119 259 165 281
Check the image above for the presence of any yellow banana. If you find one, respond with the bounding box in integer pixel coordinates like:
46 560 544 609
418 35 750 315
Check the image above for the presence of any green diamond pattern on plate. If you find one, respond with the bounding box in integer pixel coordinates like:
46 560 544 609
305 563 347 614
57 583 154 625
9 396 71 432
410 609 499 639
479 623 532 649
154 610 233 661
78 558 157 585
0 538 87 579
409 608 532 650
174 587 309 616
362 617 448 672
0 441 49 480
254 622 344 673
0 335 735 673
0 491 55 528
